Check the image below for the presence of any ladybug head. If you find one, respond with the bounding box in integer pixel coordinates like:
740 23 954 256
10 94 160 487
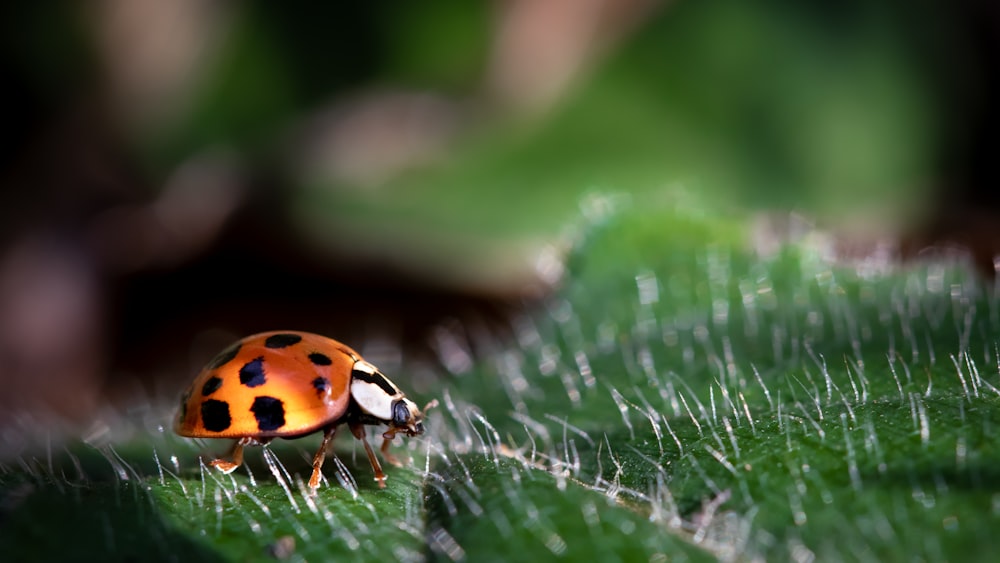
349 360 427 435
391 398 425 436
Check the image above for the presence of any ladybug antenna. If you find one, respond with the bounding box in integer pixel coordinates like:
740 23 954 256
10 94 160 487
422 399 439 413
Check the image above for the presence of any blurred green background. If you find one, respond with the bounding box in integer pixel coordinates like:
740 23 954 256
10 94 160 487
2 0 994 421
1 1 999 560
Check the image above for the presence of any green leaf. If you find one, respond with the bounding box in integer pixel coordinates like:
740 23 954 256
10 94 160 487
5 200 998 561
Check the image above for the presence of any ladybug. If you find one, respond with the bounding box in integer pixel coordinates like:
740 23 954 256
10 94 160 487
174 331 429 490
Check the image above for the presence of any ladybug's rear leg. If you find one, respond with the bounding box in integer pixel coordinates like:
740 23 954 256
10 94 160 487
209 437 266 474
307 426 338 491
350 422 387 488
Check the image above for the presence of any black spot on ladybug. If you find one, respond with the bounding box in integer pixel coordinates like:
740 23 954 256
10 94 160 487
201 399 232 432
240 357 267 387
251 396 286 431
265 333 302 349
201 376 223 396
207 343 241 370
308 352 332 366
312 376 329 395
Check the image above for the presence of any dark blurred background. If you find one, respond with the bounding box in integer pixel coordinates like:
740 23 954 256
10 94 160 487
0 0 996 436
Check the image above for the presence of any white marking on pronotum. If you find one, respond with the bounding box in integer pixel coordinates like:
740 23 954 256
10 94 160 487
351 380 395 420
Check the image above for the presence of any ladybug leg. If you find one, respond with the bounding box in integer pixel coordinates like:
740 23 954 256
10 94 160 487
379 432 404 467
308 426 337 491
209 437 251 474
349 422 386 488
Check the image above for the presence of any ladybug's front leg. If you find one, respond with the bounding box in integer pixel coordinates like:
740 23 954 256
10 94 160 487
379 430 405 467
350 422 387 488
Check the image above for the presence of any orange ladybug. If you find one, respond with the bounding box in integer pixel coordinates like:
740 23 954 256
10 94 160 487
174 331 428 490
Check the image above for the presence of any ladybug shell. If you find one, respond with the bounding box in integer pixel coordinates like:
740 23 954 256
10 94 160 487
175 331 359 439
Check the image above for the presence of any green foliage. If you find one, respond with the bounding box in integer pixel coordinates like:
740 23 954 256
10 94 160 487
378 0 491 89
3 200 1000 561
289 2 935 283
